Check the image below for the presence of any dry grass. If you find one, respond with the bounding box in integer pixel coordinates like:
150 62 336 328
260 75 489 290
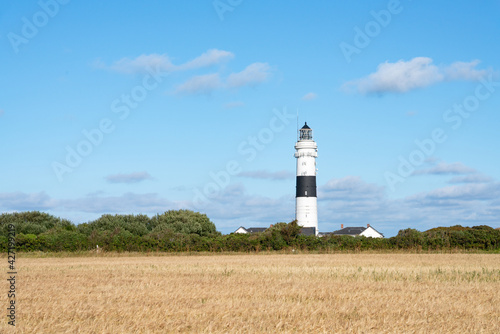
2 253 499 333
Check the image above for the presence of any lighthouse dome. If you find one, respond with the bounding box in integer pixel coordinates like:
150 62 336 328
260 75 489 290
301 122 311 130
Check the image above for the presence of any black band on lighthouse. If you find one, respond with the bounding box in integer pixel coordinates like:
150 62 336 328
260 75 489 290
296 176 317 197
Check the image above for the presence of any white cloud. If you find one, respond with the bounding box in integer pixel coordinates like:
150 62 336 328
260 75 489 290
413 183 500 201
60 192 176 214
177 49 234 70
344 57 493 94
100 54 174 74
174 62 271 95
320 176 385 200
226 62 271 88
0 191 176 216
96 49 233 74
97 50 272 96
238 170 294 180
302 92 318 101
174 73 222 95
105 171 153 184
344 57 442 94
443 60 489 81
448 174 493 184
187 183 294 226
0 192 55 211
412 162 476 176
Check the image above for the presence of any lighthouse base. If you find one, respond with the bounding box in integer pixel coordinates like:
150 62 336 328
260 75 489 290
295 197 318 235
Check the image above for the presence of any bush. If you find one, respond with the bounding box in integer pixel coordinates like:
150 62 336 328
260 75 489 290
16 234 39 252
2 211 500 253
38 229 89 252
83 214 150 237
150 210 218 237
0 211 74 236
393 228 424 249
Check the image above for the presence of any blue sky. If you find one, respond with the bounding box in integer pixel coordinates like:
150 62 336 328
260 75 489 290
1 0 499 236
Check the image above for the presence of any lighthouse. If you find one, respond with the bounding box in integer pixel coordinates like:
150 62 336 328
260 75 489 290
294 122 318 235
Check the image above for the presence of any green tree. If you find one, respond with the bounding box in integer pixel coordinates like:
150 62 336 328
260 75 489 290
0 211 74 236
150 210 218 237
82 214 150 237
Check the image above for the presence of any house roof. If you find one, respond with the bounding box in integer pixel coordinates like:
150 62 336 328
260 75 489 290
333 227 367 235
332 226 385 237
234 226 248 233
246 227 267 233
234 226 317 235
366 226 385 237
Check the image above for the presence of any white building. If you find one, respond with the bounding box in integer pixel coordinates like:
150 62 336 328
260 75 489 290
327 224 384 238
294 122 318 235
233 227 267 234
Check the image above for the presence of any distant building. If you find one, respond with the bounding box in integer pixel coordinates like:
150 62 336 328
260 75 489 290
323 224 384 238
234 224 383 238
233 227 267 234
233 226 248 234
233 226 316 236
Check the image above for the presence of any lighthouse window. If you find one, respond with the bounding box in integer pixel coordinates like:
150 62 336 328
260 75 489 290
302 162 306 166
305 191 308 196
300 129 312 140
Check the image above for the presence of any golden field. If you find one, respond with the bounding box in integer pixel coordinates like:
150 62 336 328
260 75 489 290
2 253 500 333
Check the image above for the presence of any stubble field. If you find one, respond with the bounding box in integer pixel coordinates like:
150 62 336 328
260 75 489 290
2 253 499 333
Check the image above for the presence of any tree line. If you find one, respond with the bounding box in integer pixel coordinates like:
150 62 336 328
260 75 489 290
1 211 499 252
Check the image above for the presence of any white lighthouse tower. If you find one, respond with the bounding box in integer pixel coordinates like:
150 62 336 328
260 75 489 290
294 122 318 235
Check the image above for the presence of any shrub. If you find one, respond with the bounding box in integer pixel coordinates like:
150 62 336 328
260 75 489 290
16 234 39 252
150 210 218 237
